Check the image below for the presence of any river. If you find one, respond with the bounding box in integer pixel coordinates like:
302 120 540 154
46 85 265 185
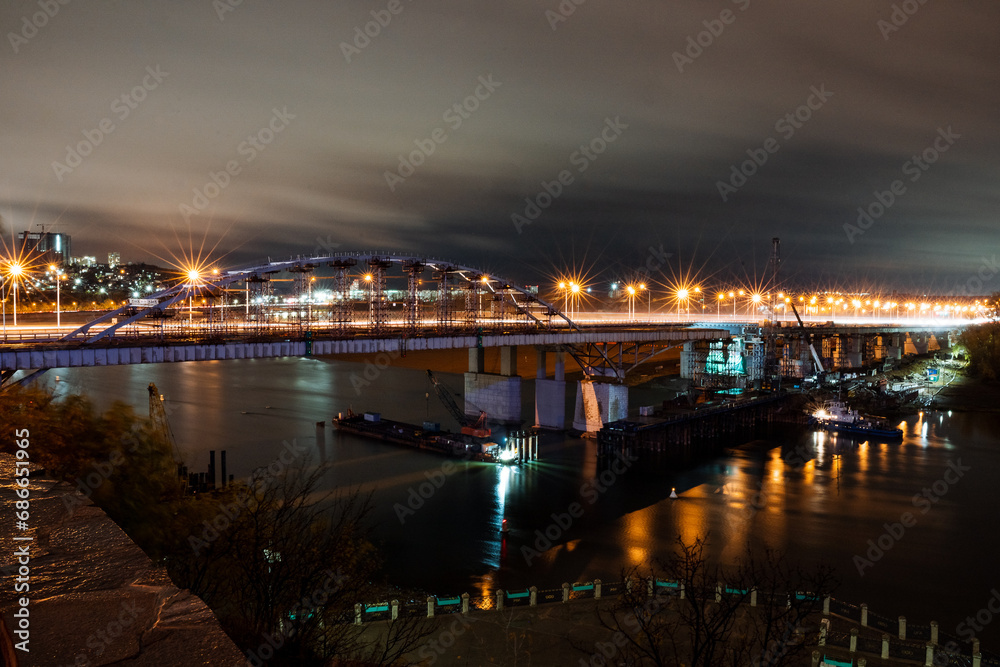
45 356 1000 647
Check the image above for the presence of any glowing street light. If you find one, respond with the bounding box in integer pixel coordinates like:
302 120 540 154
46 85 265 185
6 262 25 327
677 287 689 318
49 264 64 328
626 284 637 321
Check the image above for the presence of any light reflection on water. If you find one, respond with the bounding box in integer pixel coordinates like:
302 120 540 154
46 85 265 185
43 359 1000 646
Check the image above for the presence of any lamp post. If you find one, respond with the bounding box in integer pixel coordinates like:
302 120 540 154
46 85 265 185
186 269 201 328
8 262 24 327
569 282 580 319
626 285 636 321
49 264 63 329
677 288 689 320
717 292 724 320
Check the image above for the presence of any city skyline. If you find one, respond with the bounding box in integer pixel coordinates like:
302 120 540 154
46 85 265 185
1 1 997 294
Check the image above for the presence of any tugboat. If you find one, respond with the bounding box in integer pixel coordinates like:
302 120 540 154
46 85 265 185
810 401 903 439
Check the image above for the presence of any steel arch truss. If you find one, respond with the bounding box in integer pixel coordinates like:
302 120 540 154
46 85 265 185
57 252 578 344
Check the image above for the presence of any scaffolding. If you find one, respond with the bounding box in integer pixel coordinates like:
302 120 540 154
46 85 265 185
464 276 482 329
402 260 426 334
367 257 392 333
434 266 460 332
245 274 273 328
330 259 357 334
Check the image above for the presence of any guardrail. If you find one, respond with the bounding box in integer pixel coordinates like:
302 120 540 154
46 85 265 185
346 579 995 667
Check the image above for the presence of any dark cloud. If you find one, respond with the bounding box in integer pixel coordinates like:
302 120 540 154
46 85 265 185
2 0 997 293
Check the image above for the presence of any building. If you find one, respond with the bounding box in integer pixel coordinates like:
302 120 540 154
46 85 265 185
108 252 121 267
17 231 72 265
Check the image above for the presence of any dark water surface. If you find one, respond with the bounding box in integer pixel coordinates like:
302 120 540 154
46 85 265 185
47 357 1000 646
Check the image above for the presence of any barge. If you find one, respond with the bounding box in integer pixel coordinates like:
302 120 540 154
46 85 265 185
333 410 503 462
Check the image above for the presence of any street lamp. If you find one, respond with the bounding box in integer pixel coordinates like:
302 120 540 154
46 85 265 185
49 264 64 328
7 262 24 327
677 287 689 319
569 282 581 318
729 291 736 318
750 293 762 319
717 292 724 319
626 285 636 321
186 268 202 327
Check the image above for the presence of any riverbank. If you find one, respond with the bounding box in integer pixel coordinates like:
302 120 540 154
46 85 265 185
0 455 244 666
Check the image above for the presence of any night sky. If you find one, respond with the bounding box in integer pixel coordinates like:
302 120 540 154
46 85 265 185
2 0 997 293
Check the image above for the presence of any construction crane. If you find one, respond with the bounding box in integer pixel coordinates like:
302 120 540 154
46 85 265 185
425 370 491 438
148 383 182 462
789 303 826 376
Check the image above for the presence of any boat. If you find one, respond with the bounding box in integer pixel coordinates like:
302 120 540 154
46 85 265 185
332 409 502 462
809 401 903 439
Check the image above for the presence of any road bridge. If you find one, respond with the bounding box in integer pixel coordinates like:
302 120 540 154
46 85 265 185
0 252 967 433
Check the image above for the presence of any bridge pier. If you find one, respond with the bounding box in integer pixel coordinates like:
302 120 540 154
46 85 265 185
465 345 522 423
845 334 863 369
572 378 627 433
535 348 567 430
885 333 903 361
679 341 696 380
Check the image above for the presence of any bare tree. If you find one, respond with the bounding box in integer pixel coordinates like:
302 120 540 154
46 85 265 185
169 460 431 665
591 535 838 667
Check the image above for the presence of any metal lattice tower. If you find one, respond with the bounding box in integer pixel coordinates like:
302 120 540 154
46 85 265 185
330 259 357 334
288 264 316 329
464 275 482 329
490 292 506 327
434 266 460 332
367 257 392 333
402 260 426 333
245 274 272 327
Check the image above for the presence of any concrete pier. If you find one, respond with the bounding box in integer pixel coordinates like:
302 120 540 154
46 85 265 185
573 380 628 433
535 348 567 429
